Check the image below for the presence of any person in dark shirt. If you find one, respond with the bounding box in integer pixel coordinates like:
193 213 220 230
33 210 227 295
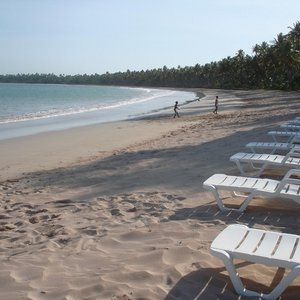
213 96 219 114
173 101 180 118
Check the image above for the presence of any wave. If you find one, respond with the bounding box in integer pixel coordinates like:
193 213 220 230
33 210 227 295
0 89 176 124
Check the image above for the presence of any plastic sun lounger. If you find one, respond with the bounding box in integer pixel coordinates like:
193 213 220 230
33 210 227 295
246 140 300 154
203 169 300 212
268 131 300 143
230 149 300 177
210 224 300 299
246 135 300 154
281 124 300 131
287 119 300 125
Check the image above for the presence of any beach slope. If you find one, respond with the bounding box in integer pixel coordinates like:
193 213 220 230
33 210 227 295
1 89 300 299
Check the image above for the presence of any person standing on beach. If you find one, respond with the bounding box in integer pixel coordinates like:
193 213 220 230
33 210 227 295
173 101 180 118
213 96 219 114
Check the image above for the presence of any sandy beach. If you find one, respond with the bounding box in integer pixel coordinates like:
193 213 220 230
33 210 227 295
1 88 300 300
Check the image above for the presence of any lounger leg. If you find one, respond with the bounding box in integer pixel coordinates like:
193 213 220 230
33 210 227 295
249 160 269 176
209 186 230 211
261 266 300 299
209 186 255 212
212 249 262 298
249 146 256 153
234 160 265 177
252 163 266 177
271 134 278 142
287 135 295 143
234 160 247 176
213 250 300 299
238 192 255 212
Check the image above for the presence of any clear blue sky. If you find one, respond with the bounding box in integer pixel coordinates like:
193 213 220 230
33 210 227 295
1 0 299 75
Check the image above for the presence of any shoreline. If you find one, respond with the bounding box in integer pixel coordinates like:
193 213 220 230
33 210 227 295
1 88 300 299
0 87 212 182
0 85 196 141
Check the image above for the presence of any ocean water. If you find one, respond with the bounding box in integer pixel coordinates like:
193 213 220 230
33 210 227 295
0 83 195 140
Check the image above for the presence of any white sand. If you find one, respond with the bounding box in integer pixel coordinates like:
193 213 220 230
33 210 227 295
1 88 300 299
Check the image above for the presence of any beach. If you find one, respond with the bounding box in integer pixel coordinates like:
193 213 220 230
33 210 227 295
1 88 300 299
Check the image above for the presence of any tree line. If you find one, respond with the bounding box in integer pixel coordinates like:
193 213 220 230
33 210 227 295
1 22 300 90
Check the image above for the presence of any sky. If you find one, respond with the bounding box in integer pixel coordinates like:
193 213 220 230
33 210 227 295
1 0 300 75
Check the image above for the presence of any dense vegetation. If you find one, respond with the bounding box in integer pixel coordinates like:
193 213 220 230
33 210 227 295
1 22 300 90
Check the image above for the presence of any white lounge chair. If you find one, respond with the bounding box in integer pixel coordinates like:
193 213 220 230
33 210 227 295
287 119 300 125
211 224 300 299
230 149 300 177
281 124 300 131
268 130 300 143
246 140 300 154
203 169 300 212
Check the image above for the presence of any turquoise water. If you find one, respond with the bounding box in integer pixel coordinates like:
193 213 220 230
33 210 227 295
0 83 195 140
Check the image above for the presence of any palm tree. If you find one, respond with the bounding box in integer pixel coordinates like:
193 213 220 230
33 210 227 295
288 21 300 51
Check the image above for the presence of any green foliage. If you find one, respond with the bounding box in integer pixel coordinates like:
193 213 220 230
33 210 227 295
1 22 300 90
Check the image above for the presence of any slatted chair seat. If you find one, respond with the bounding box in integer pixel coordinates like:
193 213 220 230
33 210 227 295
246 141 300 154
230 150 300 177
281 124 300 131
203 169 300 212
268 131 300 143
211 224 300 299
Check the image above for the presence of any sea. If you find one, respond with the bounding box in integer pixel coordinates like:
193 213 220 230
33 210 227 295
0 83 195 140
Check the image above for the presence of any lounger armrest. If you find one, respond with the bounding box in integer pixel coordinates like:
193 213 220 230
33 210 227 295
290 147 300 153
277 169 300 190
291 136 300 144
284 149 300 160
282 169 300 179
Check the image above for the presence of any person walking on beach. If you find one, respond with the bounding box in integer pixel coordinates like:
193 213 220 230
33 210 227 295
213 96 219 114
173 101 180 118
